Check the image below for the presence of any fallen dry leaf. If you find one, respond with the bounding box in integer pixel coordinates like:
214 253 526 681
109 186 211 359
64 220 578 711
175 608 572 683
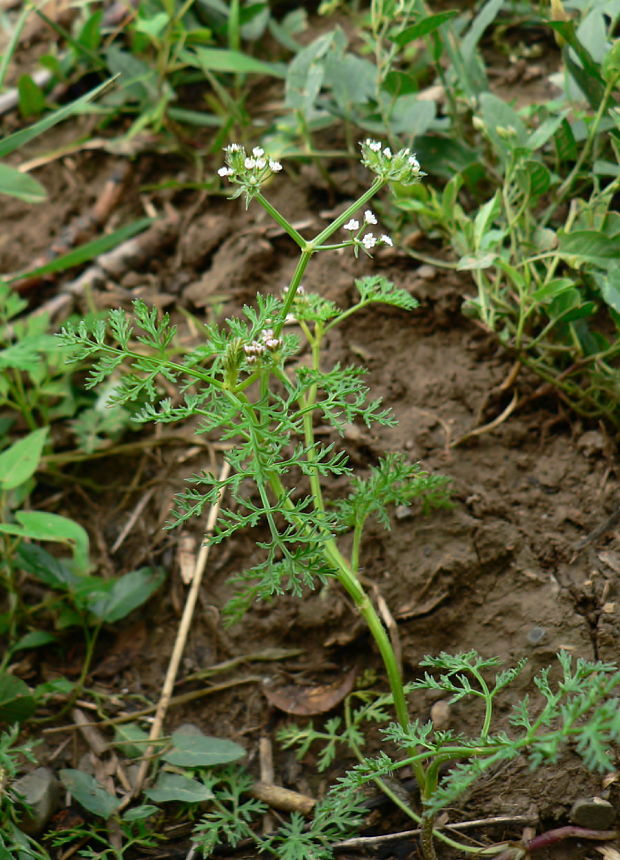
262 666 357 715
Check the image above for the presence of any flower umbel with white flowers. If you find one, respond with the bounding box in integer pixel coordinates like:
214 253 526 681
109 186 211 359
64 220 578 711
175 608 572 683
218 144 283 206
216 138 422 324
343 209 394 257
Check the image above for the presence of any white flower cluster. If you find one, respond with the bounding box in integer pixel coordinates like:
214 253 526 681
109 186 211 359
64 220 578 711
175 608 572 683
218 144 282 201
359 139 424 185
244 328 283 364
342 209 393 254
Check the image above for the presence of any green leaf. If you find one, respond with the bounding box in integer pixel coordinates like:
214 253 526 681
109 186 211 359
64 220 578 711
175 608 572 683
0 511 89 573
122 804 159 820
526 112 570 151
87 566 165 623
144 772 213 803
17 74 46 117
113 723 150 758
182 46 285 77
17 543 80 590
59 769 120 818
134 11 169 39
285 30 342 114
558 230 620 265
0 163 47 203
479 93 528 159
11 630 56 653
514 159 551 198
531 278 575 304
391 11 458 45
0 673 36 722
163 730 246 767
0 427 48 490
595 270 620 314
7 218 153 284
78 10 103 52
473 191 501 248
0 78 115 159
384 95 436 136
461 0 503 62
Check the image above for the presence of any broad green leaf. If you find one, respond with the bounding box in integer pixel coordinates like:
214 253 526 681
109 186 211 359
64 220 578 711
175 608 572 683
596 270 620 314
144 772 213 803
514 159 551 198
473 191 501 248
87 566 165 623
0 673 36 722
0 78 115 159
532 278 575 304
324 52 375 113
285 30 342 114
78 9 104 51
554 118 578 162
17 74 46 117
0 163 46 203
60 769 120 818
17 543 80 590
182 46 285 78
479 93 528 159
0 511 89 573
558 230 620 264
11 630 56 652
391 11 458 44
461 0 504 62
0 427 48 490
113 723 150 758
7 218 153 284
134 12 169 39
384 95 436 137
122 805 159 821
526 111 570 151
104 46 156 102
457 252 498 270
163 730 246 767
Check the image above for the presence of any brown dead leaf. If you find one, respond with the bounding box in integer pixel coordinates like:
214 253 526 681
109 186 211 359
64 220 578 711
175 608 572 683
91 622 147 678
262 666 357 715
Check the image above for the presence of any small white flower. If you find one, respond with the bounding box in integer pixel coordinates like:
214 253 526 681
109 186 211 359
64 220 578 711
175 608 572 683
269 159 283 172
244 157 256 169
262 329 274 339
343 219 360 231
383 147 392 158
252 146 264 157
381 234 393 246
255 158 266 169
367 139 381 152
225 143 241 152
361 233 377 249
218 166 233 177
364 210 377 225
408 154 420 170
265 337 282 350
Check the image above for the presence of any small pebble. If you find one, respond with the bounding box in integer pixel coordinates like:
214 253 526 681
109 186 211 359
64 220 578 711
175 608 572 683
430 700 451 731
12 767 60 835
526 625 546 644
569 796 615 830
417 265 436 280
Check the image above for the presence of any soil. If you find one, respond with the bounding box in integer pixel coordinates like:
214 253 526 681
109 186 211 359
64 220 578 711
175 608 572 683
1 18 620 860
